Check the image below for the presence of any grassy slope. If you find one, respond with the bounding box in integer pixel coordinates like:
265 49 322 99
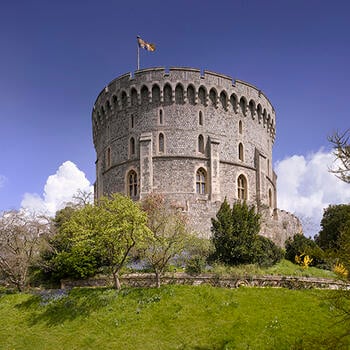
0 285 346 350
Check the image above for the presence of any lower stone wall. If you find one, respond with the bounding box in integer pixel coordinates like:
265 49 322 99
61 273 350 290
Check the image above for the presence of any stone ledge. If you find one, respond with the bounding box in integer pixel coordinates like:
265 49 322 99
61 273 350 290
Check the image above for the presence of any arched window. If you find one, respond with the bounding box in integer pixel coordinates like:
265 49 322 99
152 84 161 104
130 137 135 156
159 133 164 153
230 94 237 113
237 174 247 200
159 109 163 125
130 115 135 129
127 170 138 197
198 86 206 105
240 97 247 116
187 85 195 105
199 111 203 126
249 100 255 118
220 91 227 109
121 91 128 108
209 88 217 107
163 84 172 105
269 189 273 208
238 143 244 161
131 88 138 106
196 168 207 194
198 135 205 154
112 95 118 109
175 84 184 104
141 86 149 105
238 120 243 134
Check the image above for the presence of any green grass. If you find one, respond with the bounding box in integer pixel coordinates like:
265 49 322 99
0 285 347 350
209 259 337 279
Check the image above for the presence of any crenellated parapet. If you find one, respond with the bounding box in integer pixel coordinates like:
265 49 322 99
92 67 276 147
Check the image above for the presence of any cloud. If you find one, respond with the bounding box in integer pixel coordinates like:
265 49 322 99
21 161 94 216
275 150 350 236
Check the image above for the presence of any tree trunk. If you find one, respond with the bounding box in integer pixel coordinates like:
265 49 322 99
112 271 121 290
155 270 161 288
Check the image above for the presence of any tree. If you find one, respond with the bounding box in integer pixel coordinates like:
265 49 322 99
315 204 350 251
0 210 50 291
211 199 261 265
328 129 350 183
62 194 151 289
141 193 192 287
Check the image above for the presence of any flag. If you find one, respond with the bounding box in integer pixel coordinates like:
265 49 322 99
137 36 156 52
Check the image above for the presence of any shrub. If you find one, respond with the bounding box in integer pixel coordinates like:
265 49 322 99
253 235 284 267
285 234 325 267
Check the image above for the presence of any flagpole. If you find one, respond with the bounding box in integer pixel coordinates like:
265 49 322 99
137 40 140 70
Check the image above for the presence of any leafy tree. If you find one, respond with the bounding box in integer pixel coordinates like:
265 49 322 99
0 210 50 291
62 194 151 289
141 193 193 287
285 233 324 267
211 199 261 265
328 129 350 183
315 204 350 251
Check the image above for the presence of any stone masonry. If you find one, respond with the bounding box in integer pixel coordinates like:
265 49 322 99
92 67 301 246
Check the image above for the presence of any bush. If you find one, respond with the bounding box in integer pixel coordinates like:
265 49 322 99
285 234 325 267
185 256 206 275
253 236 284 267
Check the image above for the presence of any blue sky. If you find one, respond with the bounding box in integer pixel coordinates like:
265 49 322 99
0 0 349 235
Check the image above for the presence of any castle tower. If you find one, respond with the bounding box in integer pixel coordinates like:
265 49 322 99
92 67 300 246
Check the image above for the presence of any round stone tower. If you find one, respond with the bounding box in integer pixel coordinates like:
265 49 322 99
92 67 300 245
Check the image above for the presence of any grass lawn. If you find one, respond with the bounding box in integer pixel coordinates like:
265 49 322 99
0 285 347 350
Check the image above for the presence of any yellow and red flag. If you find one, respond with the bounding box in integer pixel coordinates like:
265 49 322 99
137 36 155 52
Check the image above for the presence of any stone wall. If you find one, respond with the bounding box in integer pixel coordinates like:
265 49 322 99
62 273 350 290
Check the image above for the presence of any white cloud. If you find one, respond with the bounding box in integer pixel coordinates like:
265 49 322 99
21 161 94 216
275 150 350 236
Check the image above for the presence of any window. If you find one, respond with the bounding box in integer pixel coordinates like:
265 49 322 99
198 135 205 154
238 143 244 161
130 115 134 129
199 111 203 126
238 120 243 134
159 109 163 125
237 174 247 200
130 137 135 156
159 133 164 153
127 170 138 197
196 168 207 194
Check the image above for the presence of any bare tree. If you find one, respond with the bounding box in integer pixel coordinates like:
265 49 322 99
329 129 350 183
0 210 50 291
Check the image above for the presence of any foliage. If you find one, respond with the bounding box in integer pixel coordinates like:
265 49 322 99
253 235 284 267
0 286 347 349
36 205 102 284
185 256 206 275
285 233 325 267
0 210 50 291
211 199 281 267
295 254 313 269
315 204 350 251
211 199 260 265
62 194 151 289
333 262 348 278
140 193 193 287
328 129 350 183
